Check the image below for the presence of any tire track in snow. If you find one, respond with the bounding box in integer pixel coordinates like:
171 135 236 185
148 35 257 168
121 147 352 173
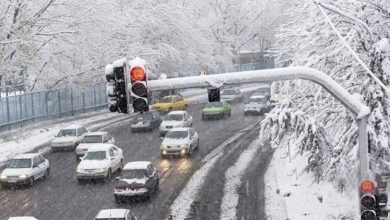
219 137 265 220
169 123 259 219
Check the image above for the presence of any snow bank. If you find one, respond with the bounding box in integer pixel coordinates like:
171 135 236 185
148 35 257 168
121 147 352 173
265 144 359 219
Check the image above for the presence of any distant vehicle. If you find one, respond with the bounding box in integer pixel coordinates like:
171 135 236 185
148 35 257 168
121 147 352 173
159 111 193 137
152 95 189 112
130 111 162 132
50 125 88 151
221 87 243 103
75 131 115 159
94 209 137 220
76 144 123 183
8 217 38 220
160 127 199 158
201 101 231 120
114 161 159 202
0 153 50 187
244 95 270 116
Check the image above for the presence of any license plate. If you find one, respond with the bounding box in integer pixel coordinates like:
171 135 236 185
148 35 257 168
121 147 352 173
8 177 17 183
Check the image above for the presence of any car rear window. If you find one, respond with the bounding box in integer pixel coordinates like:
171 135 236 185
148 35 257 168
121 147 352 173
82 135 103 143
164 114 183 121
122 169 148 179
57 129 76 137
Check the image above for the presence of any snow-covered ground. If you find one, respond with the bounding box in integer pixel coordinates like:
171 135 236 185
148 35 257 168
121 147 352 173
265 143 359 220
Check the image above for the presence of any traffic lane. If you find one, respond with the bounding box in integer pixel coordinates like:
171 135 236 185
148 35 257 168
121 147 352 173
128 102 262 219
0 100 261 220
185 124 263 220
236 144 273 220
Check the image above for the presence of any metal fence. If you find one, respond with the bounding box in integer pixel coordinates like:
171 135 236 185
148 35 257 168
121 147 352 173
0 83 107 132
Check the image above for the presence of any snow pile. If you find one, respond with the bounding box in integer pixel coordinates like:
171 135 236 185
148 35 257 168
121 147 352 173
105 64 114 75
265 144 359 219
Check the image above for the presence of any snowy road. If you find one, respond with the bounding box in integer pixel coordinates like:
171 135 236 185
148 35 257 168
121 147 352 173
0 97 273 220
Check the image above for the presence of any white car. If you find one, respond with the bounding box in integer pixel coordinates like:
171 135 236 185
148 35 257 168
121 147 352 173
95 209 137 220
76 144 123 182
75 132 115 159
221 87 244 103
50 125 88 151
244 95 270 116
0 153 50 187
160 127 199 157
159 111 193 137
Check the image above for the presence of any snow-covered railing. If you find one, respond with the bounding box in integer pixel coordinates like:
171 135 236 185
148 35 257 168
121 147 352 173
148 67 370 118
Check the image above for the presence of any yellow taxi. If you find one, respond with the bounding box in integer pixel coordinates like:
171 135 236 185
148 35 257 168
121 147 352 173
153 95 189 112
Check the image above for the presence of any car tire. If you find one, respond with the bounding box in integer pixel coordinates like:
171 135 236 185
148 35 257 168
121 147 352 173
28 177 34 186
119 160 124 171
44 169 50 179
106 169 112 181
77 179 85 184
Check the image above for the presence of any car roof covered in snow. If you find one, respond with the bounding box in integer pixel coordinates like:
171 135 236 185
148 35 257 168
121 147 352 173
167 110 187 115
86 144 115 152
95 209 129 218
13 153 40 159
63 124 84 130
85 131 107 136
123 161 152 170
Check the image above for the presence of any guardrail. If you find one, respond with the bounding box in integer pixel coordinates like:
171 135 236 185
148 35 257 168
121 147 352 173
0 83 107 133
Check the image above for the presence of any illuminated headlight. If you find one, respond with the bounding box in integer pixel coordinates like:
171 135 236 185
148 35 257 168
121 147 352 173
137 187 148 192
18 175 28 180
0 175 7 180
77 168 84 173
180 149 187 155
180 144 188 149
161 150 168 155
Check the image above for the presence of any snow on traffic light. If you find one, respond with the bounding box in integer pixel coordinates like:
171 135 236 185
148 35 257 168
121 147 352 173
105 58 128 114
129 57 149 112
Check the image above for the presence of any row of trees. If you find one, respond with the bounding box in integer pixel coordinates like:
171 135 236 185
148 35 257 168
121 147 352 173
262 0 390 190
0 0 278 94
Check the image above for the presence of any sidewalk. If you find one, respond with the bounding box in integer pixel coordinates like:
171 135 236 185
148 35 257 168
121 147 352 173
264 144 359 220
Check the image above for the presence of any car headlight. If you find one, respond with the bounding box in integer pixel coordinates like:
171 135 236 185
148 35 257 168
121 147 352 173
161 145 168 149
0 175 7 180
95 168 107 173
180 144 188 148
180 149 187 155
161 150 167 155
18 175 28 180
77 168 84 173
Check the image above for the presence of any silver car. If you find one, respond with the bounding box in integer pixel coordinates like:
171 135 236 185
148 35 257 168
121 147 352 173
159 111 193 137
50 125 88 151
221 88 244 103
160 127 199 157
75 132 115 159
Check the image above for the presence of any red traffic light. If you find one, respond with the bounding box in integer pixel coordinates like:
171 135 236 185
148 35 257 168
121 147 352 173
130 67 145 81
360 180 375 194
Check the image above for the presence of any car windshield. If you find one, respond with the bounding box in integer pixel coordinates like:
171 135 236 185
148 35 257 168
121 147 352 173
206 102 223 108
222 89 237 95
122 169 148 179
166 130 189 139
84 151 107 160
82 135 103 143
159 97 173 103
164 114 183 121
8 159 31 168
57 129 76 137
247 97 266 104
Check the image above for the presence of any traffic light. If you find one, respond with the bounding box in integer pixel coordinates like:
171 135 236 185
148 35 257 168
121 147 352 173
105 61 128 114
129 58 149 112
208 88 220 102
360 179 377 220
